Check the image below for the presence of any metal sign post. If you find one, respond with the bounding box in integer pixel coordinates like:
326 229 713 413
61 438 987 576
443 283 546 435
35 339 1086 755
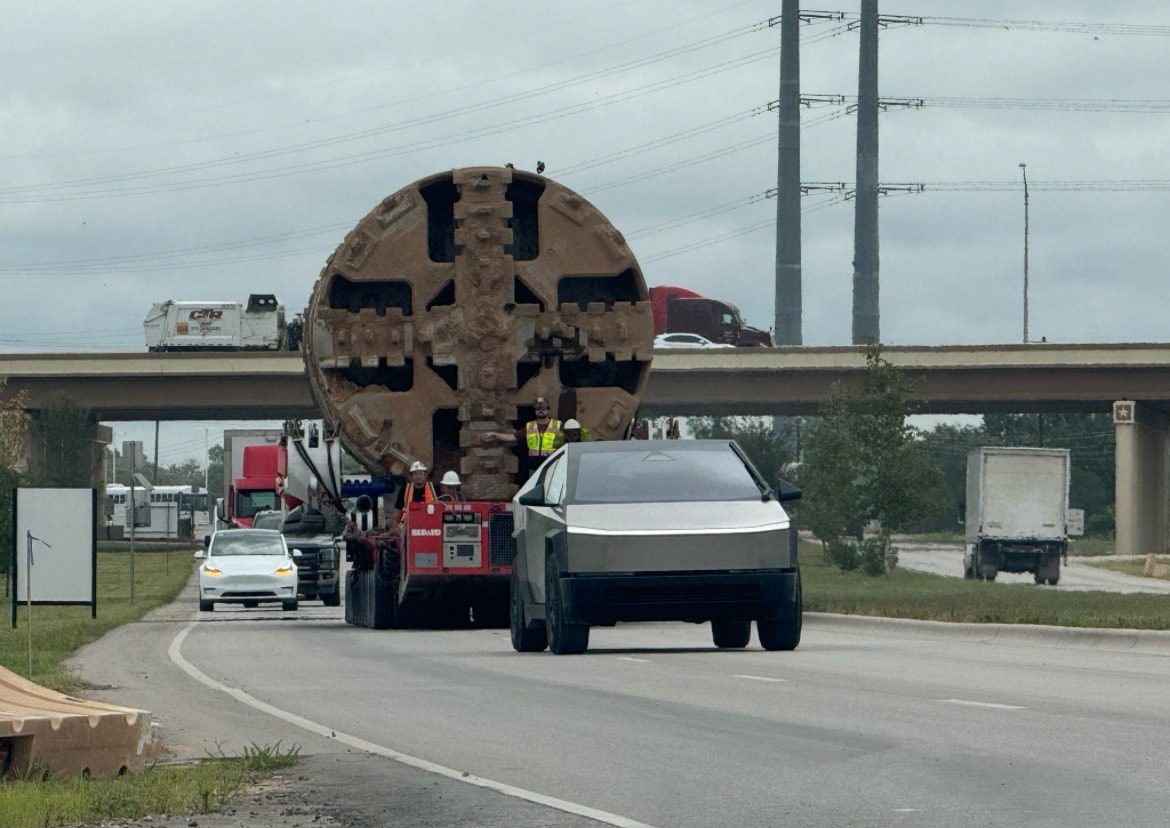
25 530 51 678
123 441 145 604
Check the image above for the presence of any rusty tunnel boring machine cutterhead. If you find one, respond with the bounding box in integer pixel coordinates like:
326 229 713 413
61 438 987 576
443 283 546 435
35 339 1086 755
302 166 655 500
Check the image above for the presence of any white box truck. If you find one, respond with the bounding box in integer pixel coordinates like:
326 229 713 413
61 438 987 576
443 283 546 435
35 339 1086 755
963 447 1072 585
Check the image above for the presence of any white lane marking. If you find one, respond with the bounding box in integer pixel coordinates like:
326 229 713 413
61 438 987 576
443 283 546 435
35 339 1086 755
169 624 660 828
940 698 1026 710
734 674 787 683
617 656 651 663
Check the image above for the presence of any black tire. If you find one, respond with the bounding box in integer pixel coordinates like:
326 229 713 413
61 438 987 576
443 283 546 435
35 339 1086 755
758 570 802 651
283 599 298 611
371 545 399 629
546 554 588 655
322 588 341 607
510 567 548 652
199 599 214 612
1047 576 1060 586
711 620 751 648
243 600 258 608
344 569 361 625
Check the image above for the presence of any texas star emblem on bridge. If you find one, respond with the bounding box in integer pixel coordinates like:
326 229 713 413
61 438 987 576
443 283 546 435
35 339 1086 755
2 342 1169 556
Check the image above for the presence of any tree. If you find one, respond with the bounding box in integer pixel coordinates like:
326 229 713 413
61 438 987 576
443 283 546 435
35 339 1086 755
0 376 29 472
800 347 945 575
28 395 99 488
206 444 225 500
913 423 988 533
686 416 796 492
0 377 31 576
984 412 1115 534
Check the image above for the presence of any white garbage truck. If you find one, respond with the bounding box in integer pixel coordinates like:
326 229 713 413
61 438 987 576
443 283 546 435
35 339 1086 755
963 446 1074 585
144 294 289 351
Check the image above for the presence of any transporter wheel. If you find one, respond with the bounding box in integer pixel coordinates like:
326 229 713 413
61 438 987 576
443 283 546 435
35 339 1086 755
322 588 341 607
546 555 588 655
711 621 751 649
344 569 361 625
510 567 548 652
758 570 802 652
372 555 398 629
243 601 258 608
199 599 214 612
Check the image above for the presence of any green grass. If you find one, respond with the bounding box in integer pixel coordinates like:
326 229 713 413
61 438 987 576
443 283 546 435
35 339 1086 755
1067 536 1116 557
0 545 195 691
0 545 302 827
804 540 1170 629
0 744 299 828
1087 556 1170 580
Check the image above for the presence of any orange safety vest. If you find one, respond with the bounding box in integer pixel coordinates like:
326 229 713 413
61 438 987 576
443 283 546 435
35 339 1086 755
526 419 562 457
405 482 436 506
400 482 436 529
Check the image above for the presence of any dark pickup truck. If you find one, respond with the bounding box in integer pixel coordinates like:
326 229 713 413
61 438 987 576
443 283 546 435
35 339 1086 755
253 510 342 606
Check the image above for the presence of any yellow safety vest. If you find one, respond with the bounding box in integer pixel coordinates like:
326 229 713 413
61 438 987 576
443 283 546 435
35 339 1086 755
526 419 562 457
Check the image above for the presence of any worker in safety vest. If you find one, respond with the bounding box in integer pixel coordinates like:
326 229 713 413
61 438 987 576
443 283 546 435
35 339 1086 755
392 460 436 527
482 395 562 480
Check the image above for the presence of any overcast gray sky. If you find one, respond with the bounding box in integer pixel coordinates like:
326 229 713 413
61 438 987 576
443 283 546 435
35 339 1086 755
4 1 1168 466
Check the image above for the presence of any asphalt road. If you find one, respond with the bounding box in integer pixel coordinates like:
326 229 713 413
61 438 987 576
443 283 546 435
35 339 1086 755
895 540 1170 593
66 565 1170 828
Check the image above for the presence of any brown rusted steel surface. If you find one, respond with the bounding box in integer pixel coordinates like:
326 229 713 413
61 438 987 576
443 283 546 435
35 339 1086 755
0 665 156 778
303 166 654 500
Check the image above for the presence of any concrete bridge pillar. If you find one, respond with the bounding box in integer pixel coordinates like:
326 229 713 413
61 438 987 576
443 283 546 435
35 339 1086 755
1113 401 1169 556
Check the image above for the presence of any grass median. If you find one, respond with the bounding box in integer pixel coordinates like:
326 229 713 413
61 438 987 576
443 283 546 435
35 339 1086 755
802 539 1170 630
0 543 298 828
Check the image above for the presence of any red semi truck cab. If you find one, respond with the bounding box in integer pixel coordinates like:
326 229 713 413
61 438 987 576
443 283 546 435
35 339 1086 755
648 285 772 347
228 443 285 527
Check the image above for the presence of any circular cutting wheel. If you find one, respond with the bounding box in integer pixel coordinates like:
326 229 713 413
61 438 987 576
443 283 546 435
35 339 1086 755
302 166 654 499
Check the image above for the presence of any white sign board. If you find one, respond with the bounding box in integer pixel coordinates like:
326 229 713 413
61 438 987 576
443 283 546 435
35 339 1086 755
14 488 96 605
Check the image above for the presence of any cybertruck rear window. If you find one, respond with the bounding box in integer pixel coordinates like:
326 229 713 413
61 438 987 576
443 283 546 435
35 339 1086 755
572 447 760 504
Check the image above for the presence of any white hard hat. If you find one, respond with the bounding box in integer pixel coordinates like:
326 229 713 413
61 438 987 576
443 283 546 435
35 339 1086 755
440 471 462 486
564 419 581 430
409 461 427 473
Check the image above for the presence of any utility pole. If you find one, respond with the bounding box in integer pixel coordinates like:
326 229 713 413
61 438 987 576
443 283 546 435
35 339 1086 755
774 0 802 346
852 0 880 345
1020 162 1030 343
201 427 215 493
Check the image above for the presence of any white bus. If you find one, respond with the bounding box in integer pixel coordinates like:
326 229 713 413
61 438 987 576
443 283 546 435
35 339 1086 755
105 484 212 540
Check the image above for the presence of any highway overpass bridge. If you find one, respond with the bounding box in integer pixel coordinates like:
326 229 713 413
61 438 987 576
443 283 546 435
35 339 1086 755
3 343 1170 556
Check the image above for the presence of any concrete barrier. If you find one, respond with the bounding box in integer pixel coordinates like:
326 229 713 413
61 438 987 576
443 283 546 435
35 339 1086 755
0 665 156 778
1142 553 1169 578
